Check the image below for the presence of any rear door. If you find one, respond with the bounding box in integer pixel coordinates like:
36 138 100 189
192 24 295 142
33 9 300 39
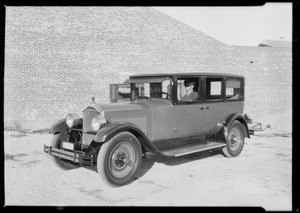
201 76 225 135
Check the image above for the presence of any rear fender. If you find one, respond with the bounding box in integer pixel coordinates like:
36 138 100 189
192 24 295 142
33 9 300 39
224 114 250 138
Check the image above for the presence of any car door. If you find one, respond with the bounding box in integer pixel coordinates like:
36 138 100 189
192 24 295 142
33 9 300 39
201 76 225 135
173 77 204 138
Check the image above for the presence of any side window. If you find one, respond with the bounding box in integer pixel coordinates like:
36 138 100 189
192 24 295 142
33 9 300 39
149 79 171 99
135 83 150 97
162 79 171 99
226 78 243 100
205 77 223 101
177 77 200 103
109 84 130 103
150 83 161 98
177 80 185 100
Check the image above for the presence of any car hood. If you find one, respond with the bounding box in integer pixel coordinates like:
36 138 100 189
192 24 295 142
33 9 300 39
92 99 172 130
99 102 148 113
96 98 172 113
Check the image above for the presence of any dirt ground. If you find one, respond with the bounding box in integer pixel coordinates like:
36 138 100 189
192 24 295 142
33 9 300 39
4 111 292 210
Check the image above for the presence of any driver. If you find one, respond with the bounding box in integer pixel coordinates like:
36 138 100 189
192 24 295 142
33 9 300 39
181 81 199 102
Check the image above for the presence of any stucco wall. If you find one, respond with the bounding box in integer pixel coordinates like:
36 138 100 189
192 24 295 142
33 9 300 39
4 7 292 130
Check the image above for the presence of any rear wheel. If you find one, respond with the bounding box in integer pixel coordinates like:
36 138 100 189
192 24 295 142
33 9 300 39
222 121 245 157
50 134 79 170
97 132 142 187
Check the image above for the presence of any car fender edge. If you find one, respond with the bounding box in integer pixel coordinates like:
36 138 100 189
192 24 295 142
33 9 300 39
93 122 165 156
49 118 66 134
224 113 250 138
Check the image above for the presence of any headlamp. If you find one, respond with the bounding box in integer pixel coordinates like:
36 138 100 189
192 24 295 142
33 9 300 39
66 113 80 128
91 115 107 131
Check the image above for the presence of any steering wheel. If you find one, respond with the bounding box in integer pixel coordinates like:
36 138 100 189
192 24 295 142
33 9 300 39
134 96 149 100
160 92 170 99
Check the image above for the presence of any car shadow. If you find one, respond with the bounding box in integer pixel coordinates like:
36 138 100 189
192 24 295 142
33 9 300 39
135 147 224 180
83 148 226 182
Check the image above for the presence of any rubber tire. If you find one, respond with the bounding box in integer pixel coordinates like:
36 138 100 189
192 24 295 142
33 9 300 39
50 134 79 170
97 132 142 187
222 120 245 157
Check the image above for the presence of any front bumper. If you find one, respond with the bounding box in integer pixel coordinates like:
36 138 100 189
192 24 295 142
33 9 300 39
44 144 95 166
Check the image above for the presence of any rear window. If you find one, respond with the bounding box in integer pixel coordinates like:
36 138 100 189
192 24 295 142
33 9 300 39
205 77 223 101
225 78 243 100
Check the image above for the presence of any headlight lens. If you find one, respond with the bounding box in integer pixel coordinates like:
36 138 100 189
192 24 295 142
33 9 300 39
91 117 101 131
91 115 107 131
66 114 75 128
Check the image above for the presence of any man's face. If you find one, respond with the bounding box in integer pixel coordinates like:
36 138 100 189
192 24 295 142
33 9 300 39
185 84 193 93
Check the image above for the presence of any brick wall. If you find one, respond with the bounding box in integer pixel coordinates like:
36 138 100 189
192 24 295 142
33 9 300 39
231 48 292 120
4 7 292 130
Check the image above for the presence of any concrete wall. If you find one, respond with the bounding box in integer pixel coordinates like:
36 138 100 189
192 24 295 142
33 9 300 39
4 7 292 131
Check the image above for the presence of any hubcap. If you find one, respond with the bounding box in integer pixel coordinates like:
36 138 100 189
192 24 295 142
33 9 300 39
108 141 136 179
228 128 241 152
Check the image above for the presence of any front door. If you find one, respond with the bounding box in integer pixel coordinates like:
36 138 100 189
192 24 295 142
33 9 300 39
173 77 204 138
174 103 204 138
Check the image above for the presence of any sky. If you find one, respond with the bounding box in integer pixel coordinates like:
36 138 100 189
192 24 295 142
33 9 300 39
153 3 292 46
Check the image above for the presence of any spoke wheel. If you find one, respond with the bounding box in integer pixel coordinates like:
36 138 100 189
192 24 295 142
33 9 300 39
228 128 242 152
222 120 245 157
97 132 142 187
108 141 136 179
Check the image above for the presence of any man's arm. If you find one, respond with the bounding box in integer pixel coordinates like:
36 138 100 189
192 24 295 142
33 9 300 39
190 91 199 101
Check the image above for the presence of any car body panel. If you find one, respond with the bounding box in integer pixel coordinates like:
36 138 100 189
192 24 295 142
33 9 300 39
201 101 225 135
101 99 175 141
102 102 150 135
224 101 244 121
150 100 174 141
174 103 204 138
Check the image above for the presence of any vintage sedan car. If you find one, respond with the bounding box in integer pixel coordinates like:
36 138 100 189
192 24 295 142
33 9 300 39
44 72 250 187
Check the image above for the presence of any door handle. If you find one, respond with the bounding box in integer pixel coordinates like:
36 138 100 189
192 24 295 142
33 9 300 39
200 106 209 110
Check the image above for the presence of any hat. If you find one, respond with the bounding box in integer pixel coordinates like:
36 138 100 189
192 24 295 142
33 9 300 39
184 81 195 87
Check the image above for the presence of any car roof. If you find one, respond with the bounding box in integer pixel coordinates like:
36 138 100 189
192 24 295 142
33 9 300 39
129 72 244 78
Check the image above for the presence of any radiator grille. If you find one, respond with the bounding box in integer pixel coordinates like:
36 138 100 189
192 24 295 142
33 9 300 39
83 108 99 146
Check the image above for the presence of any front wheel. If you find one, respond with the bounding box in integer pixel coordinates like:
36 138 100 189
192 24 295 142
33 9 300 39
222 120 245 157
97 132 142 187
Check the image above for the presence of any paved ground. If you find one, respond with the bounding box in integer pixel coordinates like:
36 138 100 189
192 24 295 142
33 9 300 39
4 112 292 210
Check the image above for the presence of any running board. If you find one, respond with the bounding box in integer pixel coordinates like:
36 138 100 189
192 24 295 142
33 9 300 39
161 142 226 157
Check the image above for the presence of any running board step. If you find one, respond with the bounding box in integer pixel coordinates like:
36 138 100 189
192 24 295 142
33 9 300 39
161 142 226 157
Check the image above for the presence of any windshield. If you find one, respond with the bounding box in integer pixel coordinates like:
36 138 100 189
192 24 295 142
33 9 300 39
131 79 171 100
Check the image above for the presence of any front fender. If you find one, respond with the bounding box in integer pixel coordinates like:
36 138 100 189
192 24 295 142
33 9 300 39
94 122 147 143
49 118 66 134
224 113 250 138
49 117 83 134
92 122 165 157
